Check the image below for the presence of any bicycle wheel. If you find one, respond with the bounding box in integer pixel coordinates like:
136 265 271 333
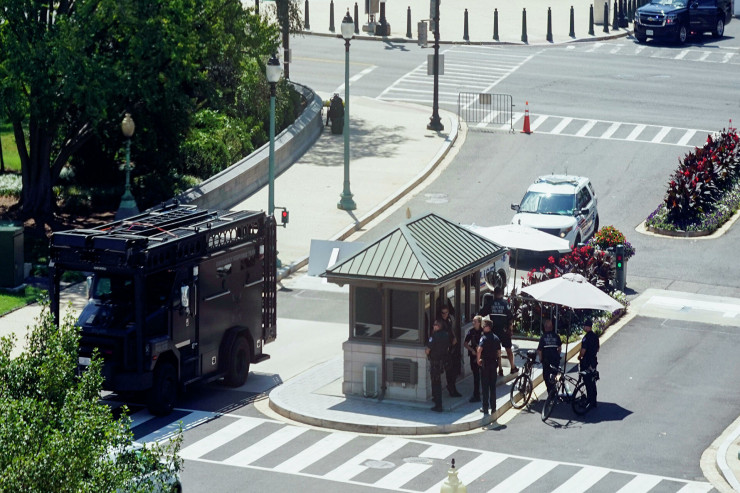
572 382 589 415
541 389 557 421
509 374 533 409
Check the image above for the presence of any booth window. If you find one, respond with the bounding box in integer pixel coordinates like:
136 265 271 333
389 289 420 343
353 287 382 339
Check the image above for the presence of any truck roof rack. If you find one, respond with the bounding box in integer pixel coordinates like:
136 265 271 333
50 204 267 273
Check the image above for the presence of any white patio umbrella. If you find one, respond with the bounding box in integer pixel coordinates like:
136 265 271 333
521 273 624 371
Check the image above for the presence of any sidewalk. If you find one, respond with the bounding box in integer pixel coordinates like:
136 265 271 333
291 0 632 45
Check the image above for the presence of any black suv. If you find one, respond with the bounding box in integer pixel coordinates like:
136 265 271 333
634 0 732 44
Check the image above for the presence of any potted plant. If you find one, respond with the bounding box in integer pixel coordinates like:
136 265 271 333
588 226 635 260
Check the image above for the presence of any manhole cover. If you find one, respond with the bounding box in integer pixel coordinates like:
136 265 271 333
403 457 434 465
362 460 395 469
425 193 448 204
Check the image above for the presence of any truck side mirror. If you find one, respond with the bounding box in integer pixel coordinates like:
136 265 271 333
181 285 190 308
511 203 520 212
86 276 93 298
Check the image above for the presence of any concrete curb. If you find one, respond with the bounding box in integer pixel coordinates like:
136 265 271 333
276 108 459 281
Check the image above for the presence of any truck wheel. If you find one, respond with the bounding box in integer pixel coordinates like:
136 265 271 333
676 25 687 44
635 31 647 43
224 336 251 387
712 17 724 38
148 362 177 416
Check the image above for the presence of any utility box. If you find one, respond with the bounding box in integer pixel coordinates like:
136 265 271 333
0 225 24 288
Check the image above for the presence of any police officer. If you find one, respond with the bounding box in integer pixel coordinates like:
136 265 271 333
439 305 462 397
578 318 599 409
476 318 501 415
537 319 562 395
490 286 518 376
463 315 484 403
426 319 451 412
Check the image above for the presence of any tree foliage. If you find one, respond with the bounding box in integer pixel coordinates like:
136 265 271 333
0 306 182 492
0 0 286 223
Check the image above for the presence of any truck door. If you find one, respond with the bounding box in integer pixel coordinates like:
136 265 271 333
172 273 196 352
693 0 714 31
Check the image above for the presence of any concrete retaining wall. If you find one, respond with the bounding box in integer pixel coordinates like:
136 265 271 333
177 82 324 211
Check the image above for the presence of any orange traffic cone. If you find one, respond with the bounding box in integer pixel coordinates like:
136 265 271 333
522 101 532 134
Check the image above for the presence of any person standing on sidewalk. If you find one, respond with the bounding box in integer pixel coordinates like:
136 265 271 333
477 318 502 416
578 318 599 409
464 315 484 403
490 287 519 376
426 320 451 412
538 319 562 395
439 305 462 397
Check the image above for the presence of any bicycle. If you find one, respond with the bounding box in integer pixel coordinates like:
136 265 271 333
541 363 589 421
509 348 537 409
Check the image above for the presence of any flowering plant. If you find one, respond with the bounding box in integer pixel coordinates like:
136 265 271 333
587 225 636 260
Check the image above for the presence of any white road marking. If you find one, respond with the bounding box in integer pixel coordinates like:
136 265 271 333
273 431 356 473
601 122 621 139
626 124 647 141
651 126 671 143
677 129 697 146
675 49 690 60
324 436 407 482
487 459 558 492
425 452 506 493
529 115 549 132
575 119 597 137
223 425 308 466
179 416 264 460
551 117 574 135
550 465 610 493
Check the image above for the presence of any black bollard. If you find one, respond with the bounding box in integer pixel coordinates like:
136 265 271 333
406 6 412 38
612 0 619 29
329 0 335 32
603 1 609 33
494 8 499 41
354 2 359 34
619 0 629 26
588 4 595 35
464 8 469 42
546 7 553 42
569 6 576 37
304 0 310 30
521 8 528 43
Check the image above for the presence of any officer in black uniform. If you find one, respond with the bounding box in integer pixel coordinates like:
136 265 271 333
537 319 562 395
476 319 501 415
463 315 484 403
426 320 451 412
578 318 600 409
439 305 461 397
490 286 518 376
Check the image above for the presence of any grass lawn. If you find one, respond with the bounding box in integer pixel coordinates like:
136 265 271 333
0 286 46 317
1 123 21 172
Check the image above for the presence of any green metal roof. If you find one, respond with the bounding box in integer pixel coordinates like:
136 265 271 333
324 213 507 285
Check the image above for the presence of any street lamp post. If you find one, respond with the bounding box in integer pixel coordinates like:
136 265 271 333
266 53 282 217
338 11 357 211
427 0 444 131
115 113 139 220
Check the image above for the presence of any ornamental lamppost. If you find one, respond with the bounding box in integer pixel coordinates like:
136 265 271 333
115 113 139 220
427 0 444 131
338 11 357 211
266 53 282 217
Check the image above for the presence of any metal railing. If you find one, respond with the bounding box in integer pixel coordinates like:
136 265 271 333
457 92 514 132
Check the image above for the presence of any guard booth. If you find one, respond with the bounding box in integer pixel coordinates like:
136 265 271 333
323 213 507 403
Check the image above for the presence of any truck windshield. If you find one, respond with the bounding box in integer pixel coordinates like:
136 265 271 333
649 0 686 6
519 192 576 215
92 275 134 302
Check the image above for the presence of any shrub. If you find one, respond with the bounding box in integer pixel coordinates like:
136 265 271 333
0 173 22 198
587 225 636 260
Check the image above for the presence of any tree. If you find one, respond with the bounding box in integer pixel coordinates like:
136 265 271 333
0 0 280 224
0 306 182 492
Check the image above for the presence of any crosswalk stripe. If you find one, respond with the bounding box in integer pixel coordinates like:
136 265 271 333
529 115 548 132
486 459 558 492
601 122 620 139
615 474 662 492
137 410 214 443
324 436 407 482
651 126 672 143
222 425 308 466
179 416 264 460
626 124 647 141
551 117 573 135
419 443 457 459
698 51 711 61
675 49 690 60
722 52 735 63
424 452 506 493
675 481 714 492
575 119 597 137
272 431 356 473
677 129 697 146
549 465 610 493
374 462 431 490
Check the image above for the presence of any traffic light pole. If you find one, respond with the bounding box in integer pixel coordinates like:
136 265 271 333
615 244 626 292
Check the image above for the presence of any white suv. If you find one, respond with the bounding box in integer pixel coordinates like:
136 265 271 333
510 175 599 248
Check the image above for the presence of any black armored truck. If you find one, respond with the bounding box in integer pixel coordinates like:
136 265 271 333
634 0 732 44
49 204 277 415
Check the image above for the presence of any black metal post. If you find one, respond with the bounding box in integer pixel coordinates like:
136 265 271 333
406 6 412 38
569 5 576 37
304 0 310 30
521 8 528 43
493 8 499 40
603 2 609 32
619 0 629 27
612 0 619 29
354 2 359 33
330 0 335 32
463 8 469 42
378 1 388 35
589 4 595 35
427 0 444 131
546 7 553 42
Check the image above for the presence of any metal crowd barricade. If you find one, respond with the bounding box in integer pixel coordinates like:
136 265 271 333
457 92 514 132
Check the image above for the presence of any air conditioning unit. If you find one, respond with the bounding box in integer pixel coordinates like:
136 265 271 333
363 365 378 398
